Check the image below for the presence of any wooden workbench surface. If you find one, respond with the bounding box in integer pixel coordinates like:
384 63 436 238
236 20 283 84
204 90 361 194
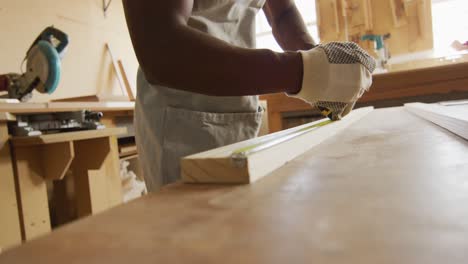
2 107 468 263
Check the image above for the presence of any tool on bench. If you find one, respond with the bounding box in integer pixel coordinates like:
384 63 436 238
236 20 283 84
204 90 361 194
0 26 69 101
361 34 391 69
10 110 105 136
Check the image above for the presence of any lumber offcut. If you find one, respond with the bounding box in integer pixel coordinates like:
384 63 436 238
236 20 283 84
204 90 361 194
181 107 374 184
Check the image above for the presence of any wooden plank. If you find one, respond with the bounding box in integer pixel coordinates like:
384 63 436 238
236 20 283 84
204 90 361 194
11 128 126 147
405 102 468 140
12 146 51 241
0 123 22 249
3 108 468 263
105 43 127 97
106 136 124 207
182 107 373 184
117 60 136 101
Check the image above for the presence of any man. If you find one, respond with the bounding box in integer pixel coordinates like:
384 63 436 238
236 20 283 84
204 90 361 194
123 0 375 192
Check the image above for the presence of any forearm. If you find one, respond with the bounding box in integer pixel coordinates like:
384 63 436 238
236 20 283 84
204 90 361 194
267 4 316 51
123 1 302 97
138 25 301 96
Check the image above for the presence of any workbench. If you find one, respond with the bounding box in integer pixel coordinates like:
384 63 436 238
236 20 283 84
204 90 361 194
0 101 134 250
2 107 468 262
261 60 468 132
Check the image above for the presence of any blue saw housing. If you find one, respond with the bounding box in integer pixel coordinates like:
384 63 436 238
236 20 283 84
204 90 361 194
37 40 61 94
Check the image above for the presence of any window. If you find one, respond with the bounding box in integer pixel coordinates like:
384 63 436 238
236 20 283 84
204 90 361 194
432 0 468 54
256 0 468 55
255 0 319 51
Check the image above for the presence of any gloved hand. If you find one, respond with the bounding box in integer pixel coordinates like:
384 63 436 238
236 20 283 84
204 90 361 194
290 42 376 120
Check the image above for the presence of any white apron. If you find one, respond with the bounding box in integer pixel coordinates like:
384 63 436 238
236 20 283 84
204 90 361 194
135 0 266 192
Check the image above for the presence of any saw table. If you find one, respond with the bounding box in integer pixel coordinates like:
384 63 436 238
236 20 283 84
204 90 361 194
1 107 468 263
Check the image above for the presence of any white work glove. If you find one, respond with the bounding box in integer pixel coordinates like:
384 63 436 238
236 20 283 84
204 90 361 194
290 42 376 120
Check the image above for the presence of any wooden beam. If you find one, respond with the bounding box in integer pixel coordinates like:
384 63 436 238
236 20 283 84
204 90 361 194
182 107 374 184
0 123 22 249
405 102 468 140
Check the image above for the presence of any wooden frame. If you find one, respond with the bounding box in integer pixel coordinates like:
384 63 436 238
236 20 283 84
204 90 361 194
405 102 468 140
182 107 373 184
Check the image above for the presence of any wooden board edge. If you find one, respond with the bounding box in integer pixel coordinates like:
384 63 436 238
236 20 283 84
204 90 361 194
181 157 250 184
181 107 374 184
247 106 374 183
404 103 468 140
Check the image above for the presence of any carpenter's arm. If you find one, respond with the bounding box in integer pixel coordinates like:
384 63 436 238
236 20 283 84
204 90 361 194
123 0 303 96
263 0 316 51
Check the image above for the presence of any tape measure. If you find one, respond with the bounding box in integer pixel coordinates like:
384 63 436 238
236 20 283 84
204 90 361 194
231 119 333 159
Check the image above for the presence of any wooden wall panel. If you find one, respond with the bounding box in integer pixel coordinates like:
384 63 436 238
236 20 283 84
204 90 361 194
316 0 433 56
0 0 138 102
316 0 347 42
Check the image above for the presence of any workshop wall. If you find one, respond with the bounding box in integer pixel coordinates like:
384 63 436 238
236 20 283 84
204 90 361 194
0 0 138 102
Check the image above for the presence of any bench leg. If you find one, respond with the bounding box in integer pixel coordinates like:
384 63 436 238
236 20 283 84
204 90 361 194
0 123 22 249
72 136 122 217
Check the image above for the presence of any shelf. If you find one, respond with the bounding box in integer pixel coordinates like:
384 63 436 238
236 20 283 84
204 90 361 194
11 128 127 147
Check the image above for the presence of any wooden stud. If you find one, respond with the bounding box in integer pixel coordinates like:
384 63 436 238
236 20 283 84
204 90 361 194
0 123 22 249
182 107 374 184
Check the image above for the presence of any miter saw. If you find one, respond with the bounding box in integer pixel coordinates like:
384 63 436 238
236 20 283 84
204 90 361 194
0 26 69 101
